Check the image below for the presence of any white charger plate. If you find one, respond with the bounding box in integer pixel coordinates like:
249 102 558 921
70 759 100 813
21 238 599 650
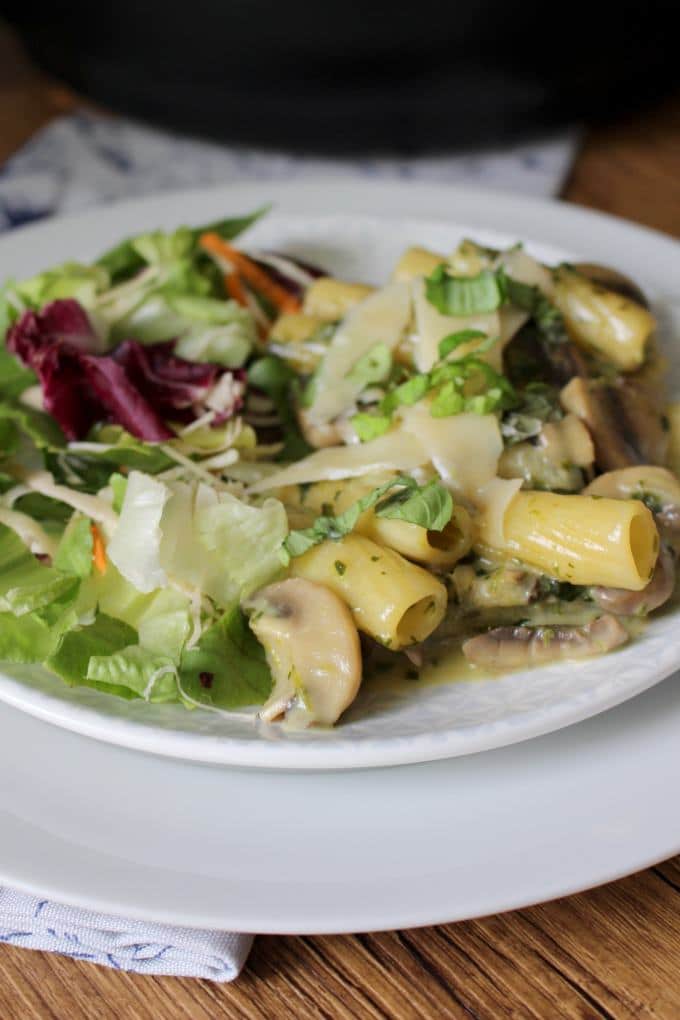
1 180 679 770
1 672 680 933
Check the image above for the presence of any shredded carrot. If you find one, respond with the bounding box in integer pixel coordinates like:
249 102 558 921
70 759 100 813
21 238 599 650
225 271 249 307
200 232 301 314
91 523 107 574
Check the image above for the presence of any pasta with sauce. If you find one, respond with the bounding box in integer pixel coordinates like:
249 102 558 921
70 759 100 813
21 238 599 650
0 210 676 729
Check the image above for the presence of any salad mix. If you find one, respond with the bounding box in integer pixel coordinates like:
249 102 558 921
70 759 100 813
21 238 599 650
0 208 677 728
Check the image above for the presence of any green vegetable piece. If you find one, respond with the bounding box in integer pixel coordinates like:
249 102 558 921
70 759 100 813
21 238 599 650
350 413 392 442
0 524 79 616
430 383 465 418
345 343 393 388
0 611 62 663
86 646 179 703
425 266 503 316
54 515 94 579
96 207 269 284
284 476 453 558
0 346 36 400
376 479 453 532
179 607 272 709
437 329 488 360
380 373 431 415
46 613 138 693
248 355 313 461
0 402 66 451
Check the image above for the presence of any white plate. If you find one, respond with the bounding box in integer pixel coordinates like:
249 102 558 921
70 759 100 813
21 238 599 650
1 180 679 770
1 673 680 933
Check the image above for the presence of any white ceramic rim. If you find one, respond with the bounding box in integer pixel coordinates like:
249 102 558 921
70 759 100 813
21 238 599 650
0 179 679 771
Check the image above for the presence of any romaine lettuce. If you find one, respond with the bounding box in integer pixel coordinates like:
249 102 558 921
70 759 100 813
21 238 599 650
109 471 287 607
179 607 271 710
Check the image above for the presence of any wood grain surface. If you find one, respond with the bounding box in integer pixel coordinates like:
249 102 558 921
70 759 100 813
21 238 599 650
1 22 680 1020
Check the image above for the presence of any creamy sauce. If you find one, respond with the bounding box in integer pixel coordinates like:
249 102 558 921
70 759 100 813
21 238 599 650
350 606 655 721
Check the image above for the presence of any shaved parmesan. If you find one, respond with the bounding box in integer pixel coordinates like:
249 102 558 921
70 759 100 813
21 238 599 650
474 478 523 549
248 431 425 492
398 405 503 496
411 278 502 372
306 282 412 425
253 406 503 499
495 248 554 298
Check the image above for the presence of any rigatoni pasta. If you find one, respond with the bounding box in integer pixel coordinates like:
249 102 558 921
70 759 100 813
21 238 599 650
290 534 447 648
478 490 659 589
552 266 656 371
290 478 473 568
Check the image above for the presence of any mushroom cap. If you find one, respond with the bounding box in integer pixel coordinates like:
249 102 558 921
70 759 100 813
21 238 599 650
572 262 649 309
249 577 362 727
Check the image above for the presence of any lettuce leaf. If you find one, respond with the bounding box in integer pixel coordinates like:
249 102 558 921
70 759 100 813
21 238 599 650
76 561 190 660
54 515 93 579
179 607 272 709
12 262 109 310
86 646 179 703
107 472 169 594
0 523 79 616
0 610 62 663
108 471 288 606
248 355 313 462
46 613 138 695
172 296 256 368
96 207 268 285
0 401 66 450
0 346 36 400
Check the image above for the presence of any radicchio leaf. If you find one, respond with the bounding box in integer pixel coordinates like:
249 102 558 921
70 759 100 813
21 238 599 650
7 299 243 442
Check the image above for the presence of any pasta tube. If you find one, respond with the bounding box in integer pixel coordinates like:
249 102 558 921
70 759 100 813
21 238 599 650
292 477 473 568
268 313 326 372
392 246 446 282
477 490 659 590
269 312 325 344
665 402 680 477
553 266 656 371
290 534 447 648
302 277 375 320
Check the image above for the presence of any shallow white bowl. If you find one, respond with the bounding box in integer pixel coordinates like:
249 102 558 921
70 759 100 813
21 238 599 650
1 179 679 769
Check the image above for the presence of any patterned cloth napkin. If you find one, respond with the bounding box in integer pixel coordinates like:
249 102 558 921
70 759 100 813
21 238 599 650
0 110 578 980
0 111 578 231
0 888 253 980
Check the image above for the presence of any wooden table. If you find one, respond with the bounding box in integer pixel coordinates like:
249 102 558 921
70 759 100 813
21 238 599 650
2 24 680 1020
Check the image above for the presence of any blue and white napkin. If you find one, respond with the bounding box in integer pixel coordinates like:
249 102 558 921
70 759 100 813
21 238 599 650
0 109 578 979
0 888 253 980
0 110 578 231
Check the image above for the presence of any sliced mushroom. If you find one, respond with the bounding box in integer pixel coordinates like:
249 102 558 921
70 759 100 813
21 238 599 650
592 544 675 616
572 263 649 309
503 322 588 390
452 563 540 610
462 614 628 670
583 465 680 504
498 413 594 491
248 578 362 727
561 376 668 471
584 466 680 547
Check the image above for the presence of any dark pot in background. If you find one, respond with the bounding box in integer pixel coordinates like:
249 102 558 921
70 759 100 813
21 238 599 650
3 1 678 153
